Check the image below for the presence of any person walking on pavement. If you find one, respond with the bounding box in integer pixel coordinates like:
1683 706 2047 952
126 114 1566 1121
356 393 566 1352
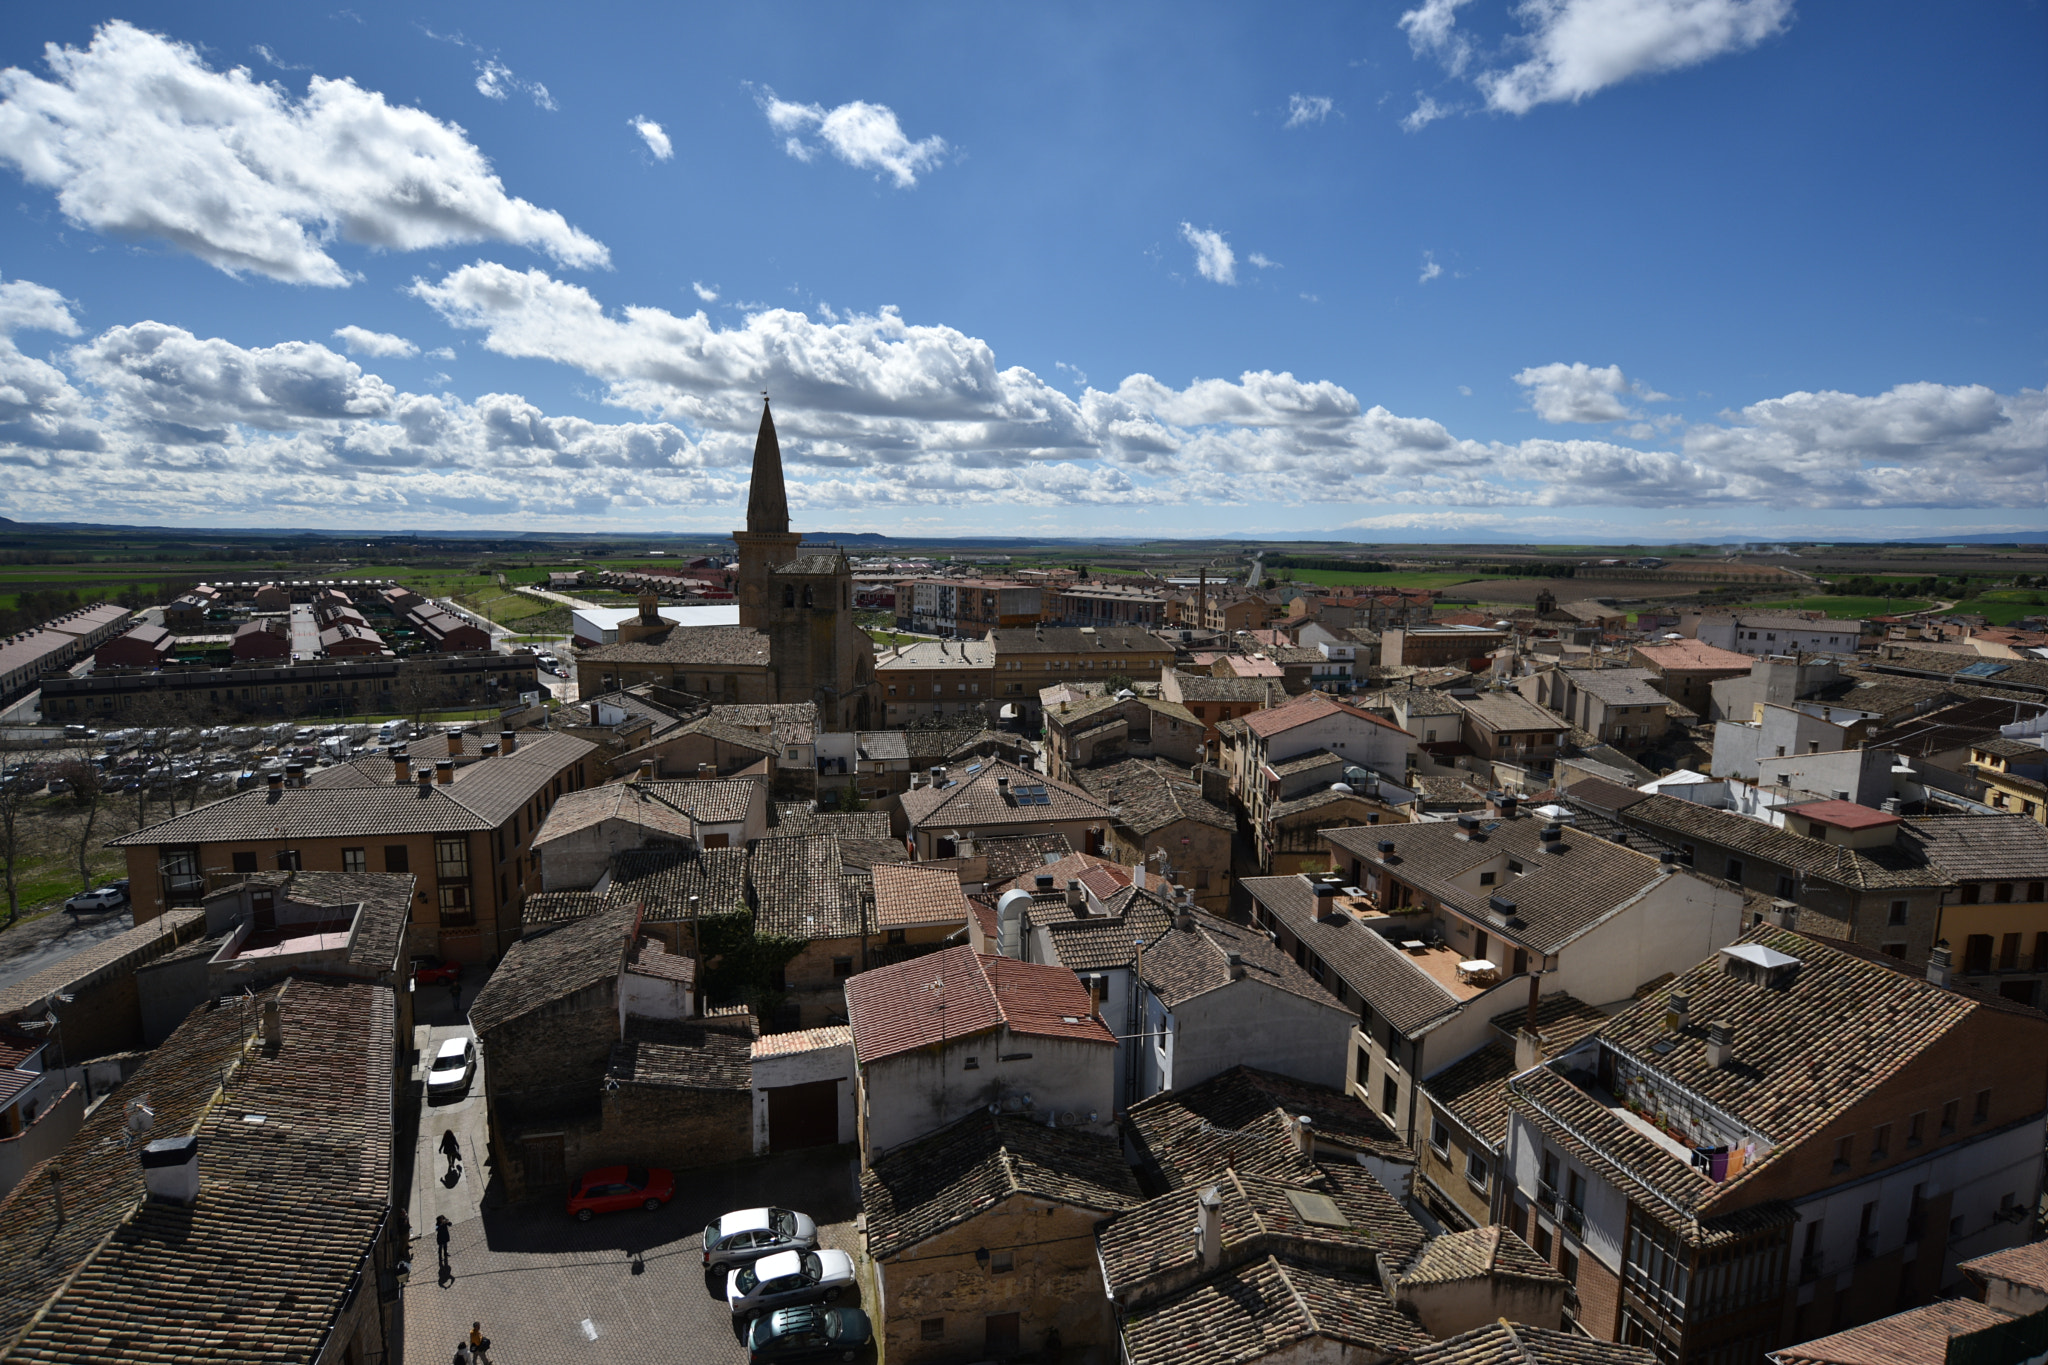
469 1322 492 1364
440 1128 462 1177
435 1215 452 1279
452 1342 470 1365
448 977 462 1017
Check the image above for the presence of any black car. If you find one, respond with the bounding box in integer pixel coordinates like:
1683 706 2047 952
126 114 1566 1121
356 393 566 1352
745 1306 871 1364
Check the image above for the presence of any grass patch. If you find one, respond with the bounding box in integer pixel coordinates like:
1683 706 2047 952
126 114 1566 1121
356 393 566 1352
866 631 923 648
453 585 555 624
1756 596 1932 618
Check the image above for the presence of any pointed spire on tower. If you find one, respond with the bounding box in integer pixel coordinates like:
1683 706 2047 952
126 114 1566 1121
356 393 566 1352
746 395 789 535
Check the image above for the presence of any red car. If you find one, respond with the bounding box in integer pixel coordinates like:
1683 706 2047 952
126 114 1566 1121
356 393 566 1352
411 955 463 987
566 1165 675 1221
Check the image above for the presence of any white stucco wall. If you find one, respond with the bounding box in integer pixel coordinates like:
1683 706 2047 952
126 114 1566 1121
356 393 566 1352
861 1028 1115 1156
752 1041 858 1154
1162 979 1353 1096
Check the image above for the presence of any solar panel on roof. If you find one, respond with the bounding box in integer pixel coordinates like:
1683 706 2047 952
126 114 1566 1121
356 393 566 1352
1957 661 2012 678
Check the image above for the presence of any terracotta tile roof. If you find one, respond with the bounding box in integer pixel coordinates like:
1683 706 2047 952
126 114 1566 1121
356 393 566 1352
1320 813 1701 958
1961 1238 2048 1296
1622 794 1948 891
1040 890 1176 972
1397 1321 1657 1365
1139 908 1347 1013
773 808 905 872
607 845 750 920
860 1111 1141 1259
1897 814 2048 881
1119 1256 1428 1365
1396 1225 1562 1287
987 848 1117 897
610 1014 756 1090
1458 691 1570 735
988 626 1174 656
255 870 415 977
471 900 639 1035
1240 692 1407 740
627 934 695 984
750 1023 852 1060
870 863 972 930
1784 798 1902 831
0 909 203 1018
843 945 1115 1065
901 758 1112 832
1486 992 1611 1051
1128 1066 1411 1188
1172 672 1278 703
1099 1163 1424 1299
1633 640 1753 672
533 781 700 847
522 890 609 927
1419 1043 1518 1148
1769 1297 2014 1365
978 833 1079 888
673 713 777 754
577 625 773 666
1242 874 1458 1036
1075 758 1235 836
1558 668 1666 706
750 836 859 940
1558 776 1652 814
0 976 393 1363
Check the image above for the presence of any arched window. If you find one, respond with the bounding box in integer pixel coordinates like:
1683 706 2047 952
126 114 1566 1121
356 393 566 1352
783 584 795 608
803 585 815 609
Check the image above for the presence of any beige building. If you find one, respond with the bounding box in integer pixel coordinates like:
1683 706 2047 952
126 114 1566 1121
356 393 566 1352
901 758 1117 860
1041 692 1204 783
988 625 1176 714
876 638 995 724
1071 757 1235 912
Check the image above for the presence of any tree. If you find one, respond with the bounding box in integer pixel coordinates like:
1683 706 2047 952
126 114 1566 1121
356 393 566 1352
0 744 41 924
53 744 109 900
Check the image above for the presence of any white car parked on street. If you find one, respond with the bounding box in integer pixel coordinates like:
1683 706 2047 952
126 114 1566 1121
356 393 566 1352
426 1036 476 1096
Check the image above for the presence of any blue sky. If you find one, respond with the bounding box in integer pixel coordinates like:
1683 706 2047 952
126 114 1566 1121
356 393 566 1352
0 2 2041 541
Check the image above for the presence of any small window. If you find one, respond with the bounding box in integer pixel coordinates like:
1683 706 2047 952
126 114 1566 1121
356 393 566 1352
1430 1119 1450 1156
275 849 301 872
1381 1075 1398 1118
963 1057 979 1070
887 928 906 945
921 1319 945 1342
341 847 366 874
990 1250 1014 1274
1940 1100 1959 1136
1974 1089 1991 1124
1907 1111 1925 1147
1889 900 1908 926
1882 943 1907 959
1480 871 1496 886
384 845 409 874
1533 1221 1553 1259
1832 1135 1853 1171
832 956 854 979
1961 883 1981 904
231 851 258 874
1995 883 2014 903
1725 857 1745 882
1465 1148 1488 1190
1870 1123 1890 1160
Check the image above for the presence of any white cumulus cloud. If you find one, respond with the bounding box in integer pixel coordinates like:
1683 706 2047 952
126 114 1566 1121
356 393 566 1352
1179 224 1237 285
0 278 81 337
1515 361 1670 422
1399 0 1476 75
1284 94 1335 128
1418 252 1443 284
756 86 946 188
1478 0 1793 114
1249 253 1281 270
1401 93 1455 132
332 325 417 358
0 21 607 286
474 58 555 110
631 116 672 160
692 281 719 303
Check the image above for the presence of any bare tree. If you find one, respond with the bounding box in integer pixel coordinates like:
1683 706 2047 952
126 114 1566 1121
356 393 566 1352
53 744 109 899
0 742 40 925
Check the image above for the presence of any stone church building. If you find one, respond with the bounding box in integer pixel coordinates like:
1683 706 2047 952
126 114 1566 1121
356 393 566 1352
577 402 877 731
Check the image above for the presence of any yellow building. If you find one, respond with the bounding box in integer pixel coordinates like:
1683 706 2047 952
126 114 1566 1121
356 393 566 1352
1970 738 2047 825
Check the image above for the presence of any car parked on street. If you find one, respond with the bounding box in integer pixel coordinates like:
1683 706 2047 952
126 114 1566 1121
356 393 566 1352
425 1036 476 1096
744 1305 872 1364
411 955 463 987
727 1249 855 1319
704 1208 820 1270
566 1165 675 1221
66 885 127 913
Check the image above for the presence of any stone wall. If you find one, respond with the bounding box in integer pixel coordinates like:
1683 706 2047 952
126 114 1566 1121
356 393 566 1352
480 979 617 1127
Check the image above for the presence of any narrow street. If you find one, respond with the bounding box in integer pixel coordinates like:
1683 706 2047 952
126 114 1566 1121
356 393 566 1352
0 903 136 992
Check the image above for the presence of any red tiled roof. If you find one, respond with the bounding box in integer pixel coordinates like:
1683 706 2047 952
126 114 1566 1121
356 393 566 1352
843 945 1114 1065
1783 799 1903 830
1240 692 1406 740
871 863 973 929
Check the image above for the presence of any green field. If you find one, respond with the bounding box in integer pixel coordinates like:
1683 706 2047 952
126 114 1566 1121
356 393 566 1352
1285 570 1482 590
1965 590 2048 626
1757 596 1932 618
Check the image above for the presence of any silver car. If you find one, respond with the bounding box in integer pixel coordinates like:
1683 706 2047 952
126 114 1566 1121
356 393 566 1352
726 1249 854 1318
703 1207 819 1270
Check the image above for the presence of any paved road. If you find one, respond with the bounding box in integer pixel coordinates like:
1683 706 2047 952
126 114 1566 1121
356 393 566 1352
0 903 137 992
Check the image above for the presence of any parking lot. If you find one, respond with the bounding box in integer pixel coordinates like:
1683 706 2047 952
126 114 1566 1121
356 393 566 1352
405 1140 868 1365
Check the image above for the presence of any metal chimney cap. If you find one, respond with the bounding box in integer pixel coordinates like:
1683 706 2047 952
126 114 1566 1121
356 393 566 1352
139 1135 198 1167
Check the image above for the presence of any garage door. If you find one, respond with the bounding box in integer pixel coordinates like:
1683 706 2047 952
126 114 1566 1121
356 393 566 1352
766 1079 840 1153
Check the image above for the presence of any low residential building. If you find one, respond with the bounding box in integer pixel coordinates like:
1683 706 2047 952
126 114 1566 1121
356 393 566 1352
901 759 1117 860
1041 692 1204 781
1969 737 2047 824
1160 668 1277 749
1454 690 1570 779
1632 638 1755 715
0 908 208 1067
1071 757 1235 911
751 1024 858 1154
533 778 723 889
861 1112 1142 1365
1223 691 1416 839
0 974 404 1365
1011 878 1175 1108
1384 625 1509 669
44 650 542 721
575 625 777 702
113 730 598 967
603 710 777 782
1262 777 1416 878
93 624 174 670
843 943 1116 1160
1249 811 1747 1157
875 638 994 724
1172 588 1274 634
1501 925 2048 1359
1519 668 1672 749
1690 611 1865 657
405 602 492 652
1133 905 1355 1097
988 625 1177 714
230 618 291 662
869 862 973 961
901 577 1048 635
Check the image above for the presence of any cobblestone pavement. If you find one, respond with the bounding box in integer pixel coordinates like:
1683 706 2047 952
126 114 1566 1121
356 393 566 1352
405 1143 867 1365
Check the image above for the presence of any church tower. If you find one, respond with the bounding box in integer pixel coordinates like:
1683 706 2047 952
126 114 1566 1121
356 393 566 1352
732 399 876 732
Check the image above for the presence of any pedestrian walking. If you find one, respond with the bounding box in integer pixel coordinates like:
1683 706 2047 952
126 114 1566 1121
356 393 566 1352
448 977 462 1015
469 1321 492 1364
440 1128 462 1176
435 1215 452 1271
452 1342 471 1365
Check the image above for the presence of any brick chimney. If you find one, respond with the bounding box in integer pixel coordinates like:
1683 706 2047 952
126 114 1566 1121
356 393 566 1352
392 749 410 783
435 760 454 785
446 729 462 757
1705 1020 1735 1069
416 767 432 792
500 730 517 755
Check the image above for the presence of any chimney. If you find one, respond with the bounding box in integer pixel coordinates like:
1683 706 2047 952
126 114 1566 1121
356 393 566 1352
698 763 715 778
417 768 432 792
500 730 517 755
1515 1026 1545 1073
1293 1114 1314 1156
446 729 462 757
435 760 454 785
1065 879 1083 911
480 742 499 758
1665 989 1690 1033
1927 942 1953 989
1704 1020 1735 1070
1196 1185 1223 1272
1313 881 1335 917
140 1135 200 1205
1035 875 1055 892
1087 974 1105 1020
637 759 655 784
48 1163 63 1227
266 771 284 794
393 750 410 783
1226 951 1246 981
1766 899 1797 929
1175 911 1196 932
260 998 282 1048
